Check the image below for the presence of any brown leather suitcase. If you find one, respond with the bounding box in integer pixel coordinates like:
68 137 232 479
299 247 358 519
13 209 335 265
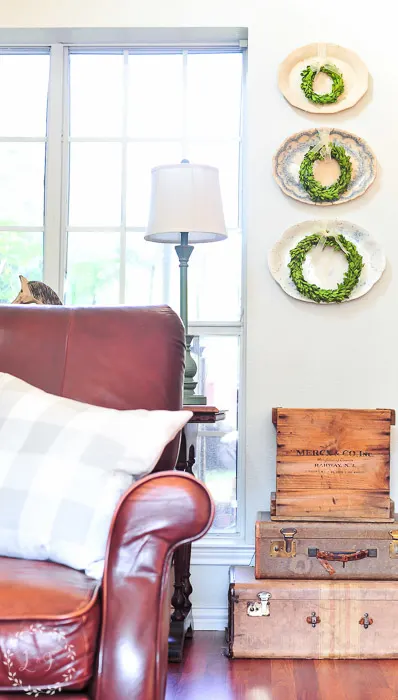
228 566 398 658
255 511 398 580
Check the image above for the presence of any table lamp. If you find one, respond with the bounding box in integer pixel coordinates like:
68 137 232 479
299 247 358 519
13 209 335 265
145 161 227 405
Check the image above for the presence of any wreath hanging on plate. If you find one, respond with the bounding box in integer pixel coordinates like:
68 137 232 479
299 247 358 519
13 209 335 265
288 232 363 303
278 43 369 115
299 129 352 203
300 64 344 105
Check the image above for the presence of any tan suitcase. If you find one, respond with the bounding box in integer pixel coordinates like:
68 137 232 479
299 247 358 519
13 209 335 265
255 511 398 580
228 566 398 658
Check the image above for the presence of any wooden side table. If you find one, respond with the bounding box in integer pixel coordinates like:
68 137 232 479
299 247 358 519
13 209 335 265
168 405 226 662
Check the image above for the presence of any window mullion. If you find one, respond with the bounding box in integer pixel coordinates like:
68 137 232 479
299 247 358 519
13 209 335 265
58 46 71 299
182 50 188 158
43 43 65 295
119 50 129 304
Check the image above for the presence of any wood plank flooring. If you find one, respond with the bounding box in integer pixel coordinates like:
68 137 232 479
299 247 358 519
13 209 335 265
166 631 398 699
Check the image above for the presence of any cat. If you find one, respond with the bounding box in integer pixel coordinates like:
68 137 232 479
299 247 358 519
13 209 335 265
11 275 63 305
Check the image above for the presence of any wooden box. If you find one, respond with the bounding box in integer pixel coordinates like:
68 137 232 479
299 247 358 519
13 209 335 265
228 566 398 658
272 408 395 522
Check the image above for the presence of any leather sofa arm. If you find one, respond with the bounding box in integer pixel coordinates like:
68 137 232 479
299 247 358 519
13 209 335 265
93 472 214 700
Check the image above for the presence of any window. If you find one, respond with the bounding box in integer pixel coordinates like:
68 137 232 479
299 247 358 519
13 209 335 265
0 44 245 535
0 51 49 303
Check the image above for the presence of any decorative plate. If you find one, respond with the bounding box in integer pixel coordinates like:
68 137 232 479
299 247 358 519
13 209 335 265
273 128 376 206
268 219 386 304
278 43 369 114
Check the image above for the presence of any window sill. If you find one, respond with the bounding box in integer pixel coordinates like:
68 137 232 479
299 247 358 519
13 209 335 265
191 541 254 566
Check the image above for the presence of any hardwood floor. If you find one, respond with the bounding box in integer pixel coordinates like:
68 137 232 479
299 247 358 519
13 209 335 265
166 631 398 699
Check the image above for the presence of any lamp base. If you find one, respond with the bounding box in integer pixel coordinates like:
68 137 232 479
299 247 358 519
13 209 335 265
183 334 207 406
183 391 207 406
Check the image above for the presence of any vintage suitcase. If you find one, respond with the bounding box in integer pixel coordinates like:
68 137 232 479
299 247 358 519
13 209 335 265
228 566 398 658
272 407 395 522
255 511 398 580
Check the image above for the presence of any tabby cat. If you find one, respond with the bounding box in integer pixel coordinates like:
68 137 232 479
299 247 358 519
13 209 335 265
11 275 63 305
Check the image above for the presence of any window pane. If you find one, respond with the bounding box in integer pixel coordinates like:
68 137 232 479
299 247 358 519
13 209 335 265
168 232 241 323
126 141 182 227
193 335 239 533
65 232 119 305
125 233 167 306
127 54 183 138
196 336 239 429
186 141 240 229
0 143 45 226
0 54 49 137
197 434 237 531
69 54 124 137
187 53 242 139
0 231 43 303
69 143 122 226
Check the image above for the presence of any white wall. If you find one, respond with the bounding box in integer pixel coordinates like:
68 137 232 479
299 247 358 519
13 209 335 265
2 0 397 628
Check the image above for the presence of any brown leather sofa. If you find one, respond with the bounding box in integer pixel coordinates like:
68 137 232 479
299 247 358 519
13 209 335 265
0 304 214 700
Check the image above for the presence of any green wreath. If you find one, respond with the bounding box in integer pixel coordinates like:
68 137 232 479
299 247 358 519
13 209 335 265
299 143 352 202
288 233 363 303
300 64 344 104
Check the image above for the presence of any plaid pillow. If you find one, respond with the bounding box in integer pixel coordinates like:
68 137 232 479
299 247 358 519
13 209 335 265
0 373 192 576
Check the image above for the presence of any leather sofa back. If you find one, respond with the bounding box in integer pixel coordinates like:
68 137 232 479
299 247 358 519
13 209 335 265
0 305 185 471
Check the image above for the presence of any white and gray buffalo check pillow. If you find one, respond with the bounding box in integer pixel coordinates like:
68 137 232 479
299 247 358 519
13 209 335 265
0 372 192 578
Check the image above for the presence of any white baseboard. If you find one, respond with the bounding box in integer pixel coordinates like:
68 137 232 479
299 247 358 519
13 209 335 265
187 544 255 631
192 606 228 631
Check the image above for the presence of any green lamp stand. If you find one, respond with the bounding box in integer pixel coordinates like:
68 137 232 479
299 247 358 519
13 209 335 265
176 230 204 405
145 161 227 406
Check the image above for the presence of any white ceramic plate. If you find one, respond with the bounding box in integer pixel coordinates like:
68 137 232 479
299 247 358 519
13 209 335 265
278 43 369 114
273 128 377 206
268 219 386 304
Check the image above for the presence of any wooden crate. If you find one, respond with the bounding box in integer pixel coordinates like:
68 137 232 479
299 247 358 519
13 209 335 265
272 408 395 522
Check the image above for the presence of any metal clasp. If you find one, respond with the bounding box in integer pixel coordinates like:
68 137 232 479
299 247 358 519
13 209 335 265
359 613 373 629
270 528 297 558
247 592 271 617
280 527 297 554
306 612 321 628
388 531 398 558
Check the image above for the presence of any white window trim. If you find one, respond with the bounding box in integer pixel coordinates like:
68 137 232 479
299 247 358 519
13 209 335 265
44 44 65 293
0 27 248 48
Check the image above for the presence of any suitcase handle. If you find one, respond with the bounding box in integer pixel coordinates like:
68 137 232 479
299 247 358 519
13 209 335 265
315 549 373 563
307 548 377 575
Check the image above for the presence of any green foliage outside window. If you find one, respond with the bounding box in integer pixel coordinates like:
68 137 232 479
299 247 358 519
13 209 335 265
0 228 43 303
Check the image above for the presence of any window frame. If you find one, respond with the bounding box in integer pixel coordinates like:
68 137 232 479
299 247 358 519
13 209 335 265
0 40 247 541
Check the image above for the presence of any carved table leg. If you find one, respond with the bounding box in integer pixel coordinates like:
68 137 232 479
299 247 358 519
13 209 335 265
169 428 196 661
171 545 187 623
182 542 193 615
168 409 223 660
181 443 195 615
172 431 191 619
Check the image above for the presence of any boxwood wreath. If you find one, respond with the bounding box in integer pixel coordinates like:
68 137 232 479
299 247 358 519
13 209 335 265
299 143 352 203
300 64 344 105
288 233 363 303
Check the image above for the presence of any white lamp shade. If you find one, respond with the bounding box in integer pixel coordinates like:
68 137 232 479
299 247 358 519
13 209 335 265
145 163 227 244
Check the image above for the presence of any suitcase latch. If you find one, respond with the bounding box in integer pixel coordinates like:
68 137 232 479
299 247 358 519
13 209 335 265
389 531 398 558
247 592 271 617
306 612 321 628
270 540 297 558
359 613 373 629
270 528 297 557
280 527 297 553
